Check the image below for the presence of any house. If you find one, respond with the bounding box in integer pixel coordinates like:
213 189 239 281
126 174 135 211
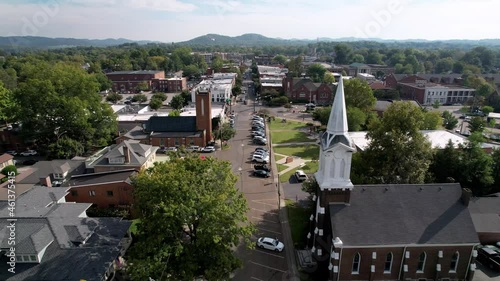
257 65 287 92
65 169 137 209
119 89 214 147
17 160 86 187
106 70 165 92
86 140 157 173
0 186 132 280
309 77 480 281
283 77 335 105
0 153 14 170
345 63 394 77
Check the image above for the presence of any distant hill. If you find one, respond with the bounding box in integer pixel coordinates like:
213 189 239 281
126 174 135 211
0 36 155 50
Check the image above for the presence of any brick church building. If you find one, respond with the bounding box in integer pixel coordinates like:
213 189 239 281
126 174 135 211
310 78 480 281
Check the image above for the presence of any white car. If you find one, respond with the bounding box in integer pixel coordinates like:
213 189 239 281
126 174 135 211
202 146 215 153
252 154 269 163
186 146 200 152
252 121 264 126
256 237 284 252
253 151 268 157
295 170 308 182
20 150 37 156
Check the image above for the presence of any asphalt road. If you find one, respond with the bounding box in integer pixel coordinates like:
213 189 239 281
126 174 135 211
216 101 290 281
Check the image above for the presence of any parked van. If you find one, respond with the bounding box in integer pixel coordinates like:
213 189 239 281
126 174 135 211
295 170 308 182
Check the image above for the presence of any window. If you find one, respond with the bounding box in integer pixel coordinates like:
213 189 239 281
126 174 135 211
299 92 306 98
417 252 426 272
30 255 37 262
53 173 64 179
352 253 361 274
175 138 180 146
384 252 393 273
107 191 114 197
450 252 459 272
89 190 96 196
71 190 78 197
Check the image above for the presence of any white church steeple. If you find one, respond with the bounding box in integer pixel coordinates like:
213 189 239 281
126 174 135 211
315 77 354 191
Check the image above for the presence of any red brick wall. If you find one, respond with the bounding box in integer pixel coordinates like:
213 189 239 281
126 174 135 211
65 181 134 208
333 245 474 281
195 91 212 144
399 84 426 104
107 72 165 92
150 136 205 147
385 74 399 89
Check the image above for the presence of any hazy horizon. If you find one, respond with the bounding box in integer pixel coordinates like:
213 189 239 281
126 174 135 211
1 0 499 42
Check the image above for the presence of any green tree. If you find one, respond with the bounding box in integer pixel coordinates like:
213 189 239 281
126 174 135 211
272 55 287 65
323 72 336 84
432 100 440 109
346 107 366 132
429 141 461 183
149 98 163 110
170 94 185 110
169 109 181 116
442 111 458 130
421 111 442 130
343 78 376 113
457 142 494 195
94 72 112 91
1 165 17 176
152 92 167 102
352 54 365 63
47 136 85 159
312 106 331 126
0 82 15 122
180 90 191 105
334 44 353 64
213 123 236 141
106 92 123 104
482 105 494 115
129 155 253 280
211 55 224 72
435 57 454 73
182 64 200 79
306 63 327 83
135 81 149 92
131 94 148 103
469 117 485 133
492 149 500 192
362 101 433 184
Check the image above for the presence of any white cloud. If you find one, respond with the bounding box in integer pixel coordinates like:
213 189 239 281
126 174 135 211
127 0 197 12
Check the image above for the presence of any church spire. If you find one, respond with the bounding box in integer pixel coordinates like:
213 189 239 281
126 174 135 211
326 77 348 134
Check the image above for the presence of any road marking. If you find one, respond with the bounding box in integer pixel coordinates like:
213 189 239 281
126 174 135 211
252 216 278 224
250 261 287 273
256 227 281 235
250 208 273 213
250 278 263 281
253 249 285 259
252 200 277 207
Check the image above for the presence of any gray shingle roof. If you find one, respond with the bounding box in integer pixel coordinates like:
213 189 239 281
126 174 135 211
146 116 197 132
67 169 136 187
18 160 86 185
329 183 479 246
93 140 155 168
469 195 500 233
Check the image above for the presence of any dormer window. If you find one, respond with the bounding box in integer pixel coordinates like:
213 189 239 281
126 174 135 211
108 157 125 164
53 173 64 179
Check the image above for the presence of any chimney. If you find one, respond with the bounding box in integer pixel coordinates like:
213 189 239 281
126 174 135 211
461 188 472 206
123 144 130 164
40 176 52 187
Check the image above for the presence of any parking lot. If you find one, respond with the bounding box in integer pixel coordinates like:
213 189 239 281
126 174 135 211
216 102 290 281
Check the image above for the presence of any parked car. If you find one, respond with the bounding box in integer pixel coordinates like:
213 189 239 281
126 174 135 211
295 170 308 182
252 131 266 137
5 150 17 156
252 154 269 163
20 150 37 156
165 147 178 152
201 146 216 153
253 170 270 178
256 237 284 252
252 122 264 127
186 146 200 152
254 164 271 172
22 159 38 166
253 151 268 157
477 245 500 272
255 147 268 152
253 139 267 145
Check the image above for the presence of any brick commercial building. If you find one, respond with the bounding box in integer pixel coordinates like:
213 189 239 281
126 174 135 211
283 77 335 105
151 76 187 93
308 78 480 281
396 76 475 105
106 70 165 92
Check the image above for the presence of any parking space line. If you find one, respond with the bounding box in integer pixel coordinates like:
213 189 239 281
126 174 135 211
253 249 285 259
252 200 277 208
250 261 287 273
250 278 263 281
250 208 273 213
256 227 281 235
251 216 278 224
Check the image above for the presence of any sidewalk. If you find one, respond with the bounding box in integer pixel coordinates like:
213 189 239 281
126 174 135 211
275 153 312 176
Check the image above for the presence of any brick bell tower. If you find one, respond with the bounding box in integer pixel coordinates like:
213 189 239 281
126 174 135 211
195 88 213 144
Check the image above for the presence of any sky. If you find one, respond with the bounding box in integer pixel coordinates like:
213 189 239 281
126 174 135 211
0 0 499 42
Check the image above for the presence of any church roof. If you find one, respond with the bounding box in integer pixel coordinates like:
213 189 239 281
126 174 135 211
326 77 348 134
329 183 479 246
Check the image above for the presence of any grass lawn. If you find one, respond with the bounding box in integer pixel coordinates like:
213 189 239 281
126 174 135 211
274 154 284 162
280 161 319 183
285 199 309 249
129 219 141 235
277 163 288 172
270 130 316 144
269 119 308 131
273 145 319 160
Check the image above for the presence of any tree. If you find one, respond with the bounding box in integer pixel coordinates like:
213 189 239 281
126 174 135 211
362 101 433 184
180 90 191 105
323 72 336 84
182 64 200 79
272 55 287 65
334 44 353 64
343 78 376 113
346 107 366 132
492 149 500 193
47 136 85 159
129 155 253 280
457 142 494 195
211 55 224 72
213 123 236 141
312 106 331 126
13 62 117 152
435 57 454 73
442 111 458 130
135 81 149 92
94 72 112 91
421 111 442 130
170 94 185 110
306 64 327 83
106 92 123 104
0 82 15 122
131 94 148 103
469 117 485 133
482 105 494 115
149 98 163 110
432 100 440 109
152 92 167 102
352 54 365 63
429 141 461 183
169 110 181 116
1 165 17 177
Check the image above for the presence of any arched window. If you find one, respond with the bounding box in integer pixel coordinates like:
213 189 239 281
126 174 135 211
450 251 459 272
384 252 393 273
352 253 361 274
417 252 426 272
